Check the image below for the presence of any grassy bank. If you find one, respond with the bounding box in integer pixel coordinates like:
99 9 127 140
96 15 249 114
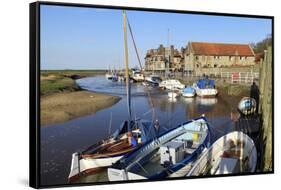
41 73 80 95
40 71 120 126
41 69 106 77
217 82 250 97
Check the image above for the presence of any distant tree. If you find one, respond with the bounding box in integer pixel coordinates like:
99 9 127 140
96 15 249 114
253 34 272 54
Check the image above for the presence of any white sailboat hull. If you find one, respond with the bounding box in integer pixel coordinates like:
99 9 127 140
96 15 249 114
68 153 123 180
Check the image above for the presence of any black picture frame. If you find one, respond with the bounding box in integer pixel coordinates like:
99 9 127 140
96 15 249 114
30 1 274 188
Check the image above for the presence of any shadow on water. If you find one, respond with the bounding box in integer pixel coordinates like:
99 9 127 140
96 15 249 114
41 76 239 186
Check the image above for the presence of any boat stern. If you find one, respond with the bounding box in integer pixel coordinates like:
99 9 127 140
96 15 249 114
68 152 80 181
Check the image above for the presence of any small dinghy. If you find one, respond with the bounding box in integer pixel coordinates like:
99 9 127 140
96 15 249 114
182 86 196 98
108 117 210 181
187 131 257 176
238 97 256 115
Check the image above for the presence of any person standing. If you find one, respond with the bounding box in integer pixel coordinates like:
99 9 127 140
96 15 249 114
250 82 260 114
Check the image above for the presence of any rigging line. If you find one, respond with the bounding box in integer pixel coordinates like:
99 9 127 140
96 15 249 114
142 109 152 116
208 119 233 134
126 15 157 123
132 93 137 121
162 111 180 128
108 112 113 135
127 18 143 70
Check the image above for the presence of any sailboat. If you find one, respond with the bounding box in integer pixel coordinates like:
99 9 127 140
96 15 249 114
68 11 157 182
105 66 113 80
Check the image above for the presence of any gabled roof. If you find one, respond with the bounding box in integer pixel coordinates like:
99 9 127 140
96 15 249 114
190 42 255 56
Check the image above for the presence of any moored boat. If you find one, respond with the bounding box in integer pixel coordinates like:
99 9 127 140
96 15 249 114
132 69 145 82
238 97 256 115
159 79 185 90
105 73 113 80
193 78 218 97
68 120 157 181
108 117 211 181
144 75 162 87
111 72 118 82
182 86 196 98
187 131 257 176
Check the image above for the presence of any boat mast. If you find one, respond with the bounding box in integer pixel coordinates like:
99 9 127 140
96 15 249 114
123 10 132 122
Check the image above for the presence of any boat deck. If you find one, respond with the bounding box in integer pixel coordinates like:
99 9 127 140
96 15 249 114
131 143 200 178
82 139 134 158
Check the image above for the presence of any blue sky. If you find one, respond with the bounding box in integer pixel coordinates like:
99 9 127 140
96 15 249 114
40 5 272 70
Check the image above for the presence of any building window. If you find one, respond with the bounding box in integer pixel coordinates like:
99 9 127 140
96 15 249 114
214 56 220 59
214 64 217 68
240 56 245 61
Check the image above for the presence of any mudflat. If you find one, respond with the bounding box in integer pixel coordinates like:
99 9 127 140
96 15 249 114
40 91 121 126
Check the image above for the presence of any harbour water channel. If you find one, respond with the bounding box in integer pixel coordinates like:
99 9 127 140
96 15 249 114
41 76 241 186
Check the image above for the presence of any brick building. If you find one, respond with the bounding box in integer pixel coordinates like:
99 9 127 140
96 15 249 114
184 42 256 73
144 45 184 72
144 42 255 73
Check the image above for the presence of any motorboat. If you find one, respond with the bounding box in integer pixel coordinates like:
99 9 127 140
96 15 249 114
193 79 218 97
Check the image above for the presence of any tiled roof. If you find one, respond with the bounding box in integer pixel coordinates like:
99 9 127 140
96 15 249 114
190 42 255 56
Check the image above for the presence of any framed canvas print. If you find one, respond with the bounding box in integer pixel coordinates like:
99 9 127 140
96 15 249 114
29 1 274 188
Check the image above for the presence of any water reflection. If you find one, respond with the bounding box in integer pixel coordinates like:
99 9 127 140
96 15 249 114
196 98 218 106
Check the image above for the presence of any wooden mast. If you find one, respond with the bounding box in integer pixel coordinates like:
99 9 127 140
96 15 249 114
122 10 132 122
